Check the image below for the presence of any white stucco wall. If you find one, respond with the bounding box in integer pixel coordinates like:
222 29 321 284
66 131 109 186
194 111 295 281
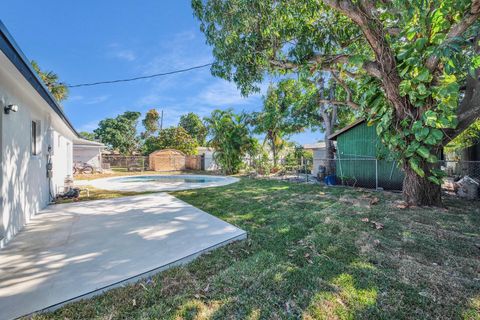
73 146 103 170
0 51 75 248
204 150 218 171
197 148 218 171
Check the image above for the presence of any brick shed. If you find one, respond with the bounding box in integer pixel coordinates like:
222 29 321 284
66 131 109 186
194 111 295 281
149 149 186 171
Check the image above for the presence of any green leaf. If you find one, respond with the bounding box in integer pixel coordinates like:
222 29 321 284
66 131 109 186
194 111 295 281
473 55 480 69
416 146 431 159
409 158 425 177
406 29 417 41
415 38 428 51
415 68 430 82
405 140 420 157
426 154 438 163
399 80 412 97
417 83 428 96
423 110 437 126
415 127 430 141
428 176 442 185
348 55 364 66
397 48 412 61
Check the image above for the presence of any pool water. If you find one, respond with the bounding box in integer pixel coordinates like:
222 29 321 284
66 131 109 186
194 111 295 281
118 176 220 184
84 174 238 192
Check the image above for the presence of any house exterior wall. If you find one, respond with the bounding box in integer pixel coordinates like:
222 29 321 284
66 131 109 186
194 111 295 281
0 51 75 248
203 150 218 171
197 148 218 171
73 146 102 169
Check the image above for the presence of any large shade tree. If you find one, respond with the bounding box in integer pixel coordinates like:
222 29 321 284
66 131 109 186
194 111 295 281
193 0 480 206
94 111 141 155
293 74 356 166
179 112 208 146
143 127 198 155
79 131 96 141
251 80 303 167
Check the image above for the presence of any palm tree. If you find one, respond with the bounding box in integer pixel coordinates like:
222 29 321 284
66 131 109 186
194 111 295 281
205 109 253 174
31 60 69 102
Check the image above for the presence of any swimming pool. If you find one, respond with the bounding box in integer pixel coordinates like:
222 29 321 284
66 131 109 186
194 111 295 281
83 174 239 192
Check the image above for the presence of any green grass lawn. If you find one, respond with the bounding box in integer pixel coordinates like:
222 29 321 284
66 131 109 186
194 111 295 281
33 179 479 319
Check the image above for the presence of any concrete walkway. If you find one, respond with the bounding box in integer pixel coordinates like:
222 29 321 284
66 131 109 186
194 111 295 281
0 194 246 319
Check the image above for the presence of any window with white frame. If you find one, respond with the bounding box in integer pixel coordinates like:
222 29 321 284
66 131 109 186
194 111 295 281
31 120 41 155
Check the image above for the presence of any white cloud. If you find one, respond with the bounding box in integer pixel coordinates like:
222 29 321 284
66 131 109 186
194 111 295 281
85 95 110 105
198 81 249 106
68 95 84 102
114 50 136 61
77 119 100 132
106 43 136 62
197 80 268 107
141 30 211 74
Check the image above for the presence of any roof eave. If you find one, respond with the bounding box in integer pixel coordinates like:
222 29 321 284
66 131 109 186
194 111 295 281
328 118 366 141
0 20 80 138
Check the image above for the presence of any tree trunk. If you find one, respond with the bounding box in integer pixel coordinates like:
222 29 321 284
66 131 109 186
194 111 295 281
324 131 335 175
272 143 277 168
402 164 442 206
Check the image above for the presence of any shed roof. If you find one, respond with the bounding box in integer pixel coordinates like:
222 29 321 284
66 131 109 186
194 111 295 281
328 119 366 141
0 20 79 137
73 138 106 148
303 142 326 150
149 149 186 156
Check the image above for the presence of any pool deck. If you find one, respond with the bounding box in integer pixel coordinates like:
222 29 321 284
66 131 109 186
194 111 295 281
76 174 239 192
0 193 246 319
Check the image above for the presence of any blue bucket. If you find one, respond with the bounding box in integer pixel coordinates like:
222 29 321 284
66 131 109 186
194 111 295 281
324 175 337 186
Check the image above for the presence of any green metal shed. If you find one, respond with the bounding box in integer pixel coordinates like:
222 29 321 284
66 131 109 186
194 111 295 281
328 119 404 190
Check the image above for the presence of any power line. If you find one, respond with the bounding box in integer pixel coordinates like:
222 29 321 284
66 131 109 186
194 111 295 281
66 62 213 88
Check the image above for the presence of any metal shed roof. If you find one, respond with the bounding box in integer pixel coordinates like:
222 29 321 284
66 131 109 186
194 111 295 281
328 118 366 141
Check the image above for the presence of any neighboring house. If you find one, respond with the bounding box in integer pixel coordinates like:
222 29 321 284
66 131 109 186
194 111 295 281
73 138 106 171
328 119 404 190
0 21 81 247
197 146 218 171
303 142 326 176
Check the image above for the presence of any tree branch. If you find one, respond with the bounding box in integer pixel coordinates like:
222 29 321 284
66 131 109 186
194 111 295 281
426 0 480 72
330 72 359 109
269 54 382 79
446 33 480 143
323 0 409 119
318 99 360 109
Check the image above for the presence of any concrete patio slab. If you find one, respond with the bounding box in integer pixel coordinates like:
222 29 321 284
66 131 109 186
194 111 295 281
0 193 246 320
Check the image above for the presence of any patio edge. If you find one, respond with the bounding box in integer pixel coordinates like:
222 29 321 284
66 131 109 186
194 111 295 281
21 231 247 319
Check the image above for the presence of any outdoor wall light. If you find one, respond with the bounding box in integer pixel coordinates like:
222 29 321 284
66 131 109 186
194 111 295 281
4 104 18 114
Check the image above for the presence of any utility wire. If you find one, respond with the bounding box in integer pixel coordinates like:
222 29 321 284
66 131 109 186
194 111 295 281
66 62 213 88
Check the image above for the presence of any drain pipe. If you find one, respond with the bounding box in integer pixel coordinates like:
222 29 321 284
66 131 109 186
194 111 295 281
47 145 56 203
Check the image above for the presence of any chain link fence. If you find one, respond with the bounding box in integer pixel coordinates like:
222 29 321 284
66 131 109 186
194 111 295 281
312 158 480 192
102 154 204 172
102 155 149 172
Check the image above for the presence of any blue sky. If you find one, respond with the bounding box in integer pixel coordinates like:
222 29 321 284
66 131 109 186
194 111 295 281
1 1 320 145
